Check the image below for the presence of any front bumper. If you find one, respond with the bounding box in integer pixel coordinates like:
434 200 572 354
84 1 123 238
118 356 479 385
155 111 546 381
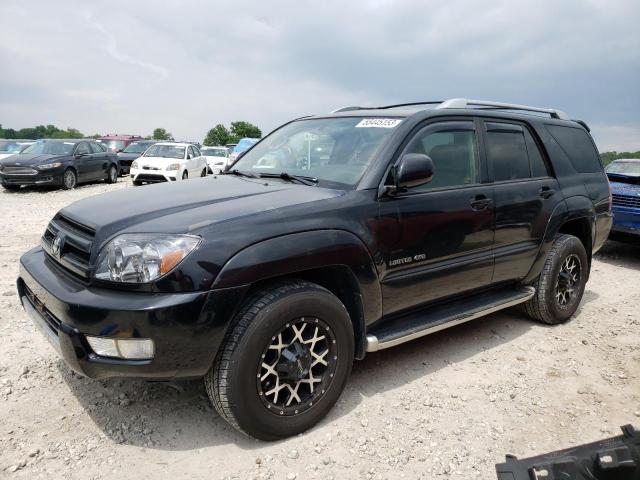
0 169 63 186
130 168 177 183
18 247 248 379
611 205 640 235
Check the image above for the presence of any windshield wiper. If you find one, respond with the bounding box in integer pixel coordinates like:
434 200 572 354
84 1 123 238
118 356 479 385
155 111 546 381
259 172 319 186
221 168 260 178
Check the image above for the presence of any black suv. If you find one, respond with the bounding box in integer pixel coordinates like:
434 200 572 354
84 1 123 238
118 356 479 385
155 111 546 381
0 139 119 190
17 99 612 440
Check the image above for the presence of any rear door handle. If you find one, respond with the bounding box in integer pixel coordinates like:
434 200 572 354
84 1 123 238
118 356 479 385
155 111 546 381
539 186 555 199
470 195 492 211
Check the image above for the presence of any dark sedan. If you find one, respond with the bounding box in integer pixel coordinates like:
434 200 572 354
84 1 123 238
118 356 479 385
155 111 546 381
116 140 157 175
0 139 120 191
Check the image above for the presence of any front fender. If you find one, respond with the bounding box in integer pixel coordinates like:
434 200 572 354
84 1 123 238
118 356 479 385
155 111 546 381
212 229 382 326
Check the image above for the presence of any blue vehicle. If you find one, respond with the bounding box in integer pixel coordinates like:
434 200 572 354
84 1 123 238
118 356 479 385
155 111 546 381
606 159 640 241
228 137 259 164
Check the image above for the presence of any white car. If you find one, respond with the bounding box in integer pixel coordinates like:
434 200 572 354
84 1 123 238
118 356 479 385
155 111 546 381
201 146 229 174
130 142 208 185
0 140 35 161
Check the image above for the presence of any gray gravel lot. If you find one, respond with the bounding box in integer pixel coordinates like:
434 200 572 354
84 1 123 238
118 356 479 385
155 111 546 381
0 181 638 479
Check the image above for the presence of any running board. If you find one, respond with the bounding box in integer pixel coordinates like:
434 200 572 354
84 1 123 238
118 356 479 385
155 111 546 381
365 286 535 352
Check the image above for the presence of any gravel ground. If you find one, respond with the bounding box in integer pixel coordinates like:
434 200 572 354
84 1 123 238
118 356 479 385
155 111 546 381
0 181 638 479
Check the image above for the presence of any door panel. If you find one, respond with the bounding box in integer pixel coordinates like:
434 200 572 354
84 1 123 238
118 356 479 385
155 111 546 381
481 120 562 282
376 120 495 315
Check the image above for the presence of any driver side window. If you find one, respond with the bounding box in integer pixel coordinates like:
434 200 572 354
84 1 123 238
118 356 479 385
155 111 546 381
404 122 480 191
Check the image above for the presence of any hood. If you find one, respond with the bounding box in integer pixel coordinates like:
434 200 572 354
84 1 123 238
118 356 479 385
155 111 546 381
0 153 62 166
60 175 345 241
135 156 182 168
610 178 640 195
117 152 142 161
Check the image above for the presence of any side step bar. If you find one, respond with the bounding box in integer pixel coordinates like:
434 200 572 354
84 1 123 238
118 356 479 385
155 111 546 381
365 286 535 352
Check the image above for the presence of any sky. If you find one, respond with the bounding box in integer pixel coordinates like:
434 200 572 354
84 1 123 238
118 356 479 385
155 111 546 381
1 0 639 151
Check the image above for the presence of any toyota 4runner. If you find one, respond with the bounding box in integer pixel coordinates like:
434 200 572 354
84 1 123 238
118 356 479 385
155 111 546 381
18 99 612 440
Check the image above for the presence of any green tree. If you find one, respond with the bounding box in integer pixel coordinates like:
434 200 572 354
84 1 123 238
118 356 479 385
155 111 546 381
204 124 231 146
229 121 261 142
152 128 173 141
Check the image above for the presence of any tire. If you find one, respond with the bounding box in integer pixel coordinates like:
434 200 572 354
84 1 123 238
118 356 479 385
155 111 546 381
2 184 20 191
522 234 588 325
205 280 354 441
132 180 142 186
182 171 188 180
106 164 118 184
62 168 77 190
201 168 207 177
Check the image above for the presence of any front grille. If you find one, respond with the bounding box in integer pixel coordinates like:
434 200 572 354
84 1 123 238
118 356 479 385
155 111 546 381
142 166 160 171
42 214 96 278
136 174 167 182
612 193 640 209
2 166 37 175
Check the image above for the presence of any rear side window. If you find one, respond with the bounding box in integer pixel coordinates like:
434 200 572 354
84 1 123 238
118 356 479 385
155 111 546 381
546 125 601 173
485 124 530 181
89 142 104 154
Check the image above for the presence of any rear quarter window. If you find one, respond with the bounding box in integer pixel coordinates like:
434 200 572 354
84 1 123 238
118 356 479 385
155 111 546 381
546 125 601 173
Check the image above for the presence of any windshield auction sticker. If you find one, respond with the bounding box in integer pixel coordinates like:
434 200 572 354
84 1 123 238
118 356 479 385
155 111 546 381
355 118 402 128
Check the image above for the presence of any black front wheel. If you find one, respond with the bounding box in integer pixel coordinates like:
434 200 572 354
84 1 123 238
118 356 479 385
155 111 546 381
106 164 118 184
62 169 77 190
205 280 354 440
182 171 188 180
201 168 207 177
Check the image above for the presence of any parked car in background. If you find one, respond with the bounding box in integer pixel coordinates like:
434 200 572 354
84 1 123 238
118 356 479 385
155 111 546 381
116 140 157 175
605 158 640 241
130 142 207 185
201 146 229 173
98 134 143 153
0 140 35 160
228 138 259 164
0 139 119 191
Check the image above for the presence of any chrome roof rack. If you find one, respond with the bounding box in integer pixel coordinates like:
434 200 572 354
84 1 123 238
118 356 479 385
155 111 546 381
435 98 570 120
331 106 365 113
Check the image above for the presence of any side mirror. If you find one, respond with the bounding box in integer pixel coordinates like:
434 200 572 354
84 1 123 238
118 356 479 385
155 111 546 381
394 153 434 190
187 154 192 159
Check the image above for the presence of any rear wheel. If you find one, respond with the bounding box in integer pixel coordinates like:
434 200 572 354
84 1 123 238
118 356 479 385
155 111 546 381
106 164 118 184
522 234 588 324
62 169 77 190
205 280 354 440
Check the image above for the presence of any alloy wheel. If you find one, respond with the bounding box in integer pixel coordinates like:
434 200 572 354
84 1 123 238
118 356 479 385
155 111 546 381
63 170 76 189
555 254 581 306
257 317 338 416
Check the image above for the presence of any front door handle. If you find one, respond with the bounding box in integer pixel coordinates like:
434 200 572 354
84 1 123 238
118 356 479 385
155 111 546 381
539 186 555 199
470 195 492 211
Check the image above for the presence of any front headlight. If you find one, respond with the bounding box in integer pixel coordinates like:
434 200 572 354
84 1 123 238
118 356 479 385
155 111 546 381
37 162 62 170
166 163 180 171
94 234 200 283
131 160 139 169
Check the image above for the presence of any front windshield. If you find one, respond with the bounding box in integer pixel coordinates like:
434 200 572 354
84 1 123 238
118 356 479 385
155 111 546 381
606 161 640 176
99 140 126 151
231 117 401 188
201 147 227 157
143 144 185 159
123 142 152 154
23 141 76 155
0 141 31 153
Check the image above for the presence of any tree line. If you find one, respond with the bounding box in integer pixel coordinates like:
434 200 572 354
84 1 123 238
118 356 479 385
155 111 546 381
0 121 263 146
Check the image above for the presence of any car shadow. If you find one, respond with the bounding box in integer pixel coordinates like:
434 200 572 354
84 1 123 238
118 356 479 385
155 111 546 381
595 240 640 270
59 307 537 451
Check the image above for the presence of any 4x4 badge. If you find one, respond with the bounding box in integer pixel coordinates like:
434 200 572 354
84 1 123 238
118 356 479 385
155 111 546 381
51 235 62 256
